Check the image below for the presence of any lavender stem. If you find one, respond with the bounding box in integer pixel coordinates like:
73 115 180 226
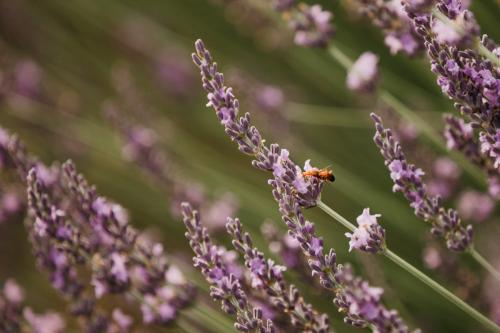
327 44 485 187
316 200 500 332
379 91 485 187
468 247 500 282
383 249 500 333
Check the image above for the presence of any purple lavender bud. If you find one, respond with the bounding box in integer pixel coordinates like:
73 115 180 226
181 203 275 333
479 130 500 169
372 113 473 251
290 4 334 48
443 115 500 200
226 217 330 332
345 208 386 254
346 52 379 93
406 3 499 175
351 0 426 56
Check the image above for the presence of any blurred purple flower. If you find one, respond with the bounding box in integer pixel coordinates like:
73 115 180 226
345 208 386 253
457 190 495 223
347 52 379 93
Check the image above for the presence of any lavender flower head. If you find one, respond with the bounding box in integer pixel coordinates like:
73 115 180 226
181 203 275 333
290 4 334 48
226 216 330 332
371 113 473 251
443 115 500 199
345 208 386 254
406 3 499 176
351 0 426 56
346 52 380 93
192 39 325 208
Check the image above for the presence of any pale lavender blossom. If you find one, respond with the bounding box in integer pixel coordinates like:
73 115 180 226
3 279 24 305
23 308 65 333
345 208 386 253
13 60 42 99
346 52 379 93
372 113 473 251
423 245 443 269
457 190 495 223
427 157 460 199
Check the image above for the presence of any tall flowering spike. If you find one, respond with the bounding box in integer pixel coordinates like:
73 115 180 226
226 217 330 333
405 3 499 172
443 115 500 199
192 39 417 332
346 52 380 93
181 203 275 333
61 160 194 325
268 177 417 332
371 113 473 251
345 208 386 254
192 39 326 208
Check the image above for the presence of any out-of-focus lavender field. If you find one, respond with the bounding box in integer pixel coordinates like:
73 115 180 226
0 0 499 332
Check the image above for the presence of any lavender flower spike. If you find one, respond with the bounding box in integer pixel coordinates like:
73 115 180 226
181 203 275 333
345 208 386 254
192 39 326 208
371 113 473 252
226 217 330 333
192 39 418 332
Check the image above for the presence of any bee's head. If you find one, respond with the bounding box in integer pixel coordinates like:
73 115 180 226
328 172 335 182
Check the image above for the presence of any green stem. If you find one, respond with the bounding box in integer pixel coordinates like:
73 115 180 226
468 247 500 282
379 91 485 186
383 249 500 332
316 200 500 332
327 44 486 188
327 45 353 70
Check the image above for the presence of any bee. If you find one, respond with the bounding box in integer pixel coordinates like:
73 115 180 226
302 167 335 182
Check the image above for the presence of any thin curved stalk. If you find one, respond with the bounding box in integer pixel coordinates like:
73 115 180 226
316 200 500 332
468 247 500 282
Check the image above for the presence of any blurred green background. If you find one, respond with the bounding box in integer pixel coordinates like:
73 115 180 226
0 0 499 332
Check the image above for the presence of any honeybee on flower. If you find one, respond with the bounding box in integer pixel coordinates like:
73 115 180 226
302 159 335 182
